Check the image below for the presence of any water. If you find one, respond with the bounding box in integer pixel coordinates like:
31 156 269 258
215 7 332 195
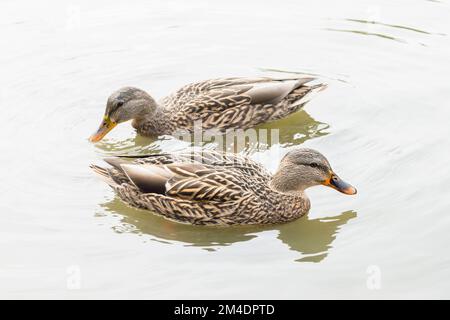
1 0 449 299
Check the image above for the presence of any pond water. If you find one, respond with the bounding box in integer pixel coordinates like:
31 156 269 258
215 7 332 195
1 0 449 299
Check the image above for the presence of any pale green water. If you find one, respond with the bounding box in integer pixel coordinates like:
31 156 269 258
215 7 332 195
1 0 450 299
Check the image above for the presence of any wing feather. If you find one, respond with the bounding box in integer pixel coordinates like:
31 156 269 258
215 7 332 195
117 157 268 203
167 77 317 130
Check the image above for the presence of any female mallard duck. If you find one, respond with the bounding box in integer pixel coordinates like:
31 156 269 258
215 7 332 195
90 148 356 225
89 77 326 142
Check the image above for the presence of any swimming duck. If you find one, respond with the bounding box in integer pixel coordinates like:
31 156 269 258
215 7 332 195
90 148 356 225
89 77 326 142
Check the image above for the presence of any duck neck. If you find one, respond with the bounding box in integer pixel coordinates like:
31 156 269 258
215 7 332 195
269 166 314 196
132 106 173 136
269 167 308 195
268 174 311 222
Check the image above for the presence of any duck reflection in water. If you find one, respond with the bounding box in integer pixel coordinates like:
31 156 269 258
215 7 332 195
100 199 356 263
92 109 329 155
93 106 349 262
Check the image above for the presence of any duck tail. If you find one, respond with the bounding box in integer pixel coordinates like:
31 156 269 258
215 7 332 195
90 164 118 188
290 80 327 108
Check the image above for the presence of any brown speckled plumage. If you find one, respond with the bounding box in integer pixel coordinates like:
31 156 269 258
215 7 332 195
152 77 326 135
91 150 311 226
91 77 327 142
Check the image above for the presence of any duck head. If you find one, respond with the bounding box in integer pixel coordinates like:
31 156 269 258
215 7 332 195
89 87 157 142
270 148 357 195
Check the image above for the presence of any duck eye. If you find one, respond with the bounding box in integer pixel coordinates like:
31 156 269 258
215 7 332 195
309 162 319 168
116 101 124 108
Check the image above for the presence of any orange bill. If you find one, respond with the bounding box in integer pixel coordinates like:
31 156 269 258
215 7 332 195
89 116 117 143
323 173 357 195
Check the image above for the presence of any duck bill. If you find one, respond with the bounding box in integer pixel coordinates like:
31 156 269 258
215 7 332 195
323 173 357 195
89 116 117 143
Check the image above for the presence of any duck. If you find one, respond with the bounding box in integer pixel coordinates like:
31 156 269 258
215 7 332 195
90 148 356 225
89 77 327 142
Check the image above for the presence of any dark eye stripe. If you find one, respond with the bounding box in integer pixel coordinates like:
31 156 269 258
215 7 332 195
304 162 327 172
108 100 124 115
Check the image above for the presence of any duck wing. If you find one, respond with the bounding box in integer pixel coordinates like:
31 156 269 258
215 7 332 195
112 149 263 169
92 150 270 199
163 77 321 131
119 162 267 203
